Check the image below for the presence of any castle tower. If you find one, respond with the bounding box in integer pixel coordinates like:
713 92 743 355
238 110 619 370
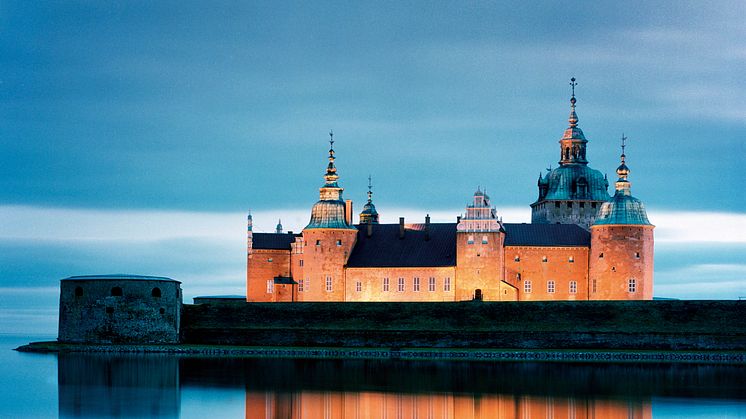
589 136 654 300
531 78 610 229
359 175 380 224
300 131 358 301
455 188 507 301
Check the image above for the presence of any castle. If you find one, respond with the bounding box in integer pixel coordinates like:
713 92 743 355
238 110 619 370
246 81 654 302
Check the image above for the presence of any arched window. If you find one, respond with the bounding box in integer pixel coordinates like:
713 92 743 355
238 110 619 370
111 287 123 297
74 286 83 297
151 287 161 298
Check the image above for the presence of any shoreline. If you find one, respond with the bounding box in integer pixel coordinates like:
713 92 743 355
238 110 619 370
16 341 746 365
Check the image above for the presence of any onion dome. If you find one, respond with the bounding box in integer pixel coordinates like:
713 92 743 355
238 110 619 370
359 175 379 224
305 131 356 230
275 219 283 234
559 77 589 166
593 136 652 226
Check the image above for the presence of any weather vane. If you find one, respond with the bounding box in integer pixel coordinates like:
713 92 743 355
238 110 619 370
329 129 334 148
621 133 627 155
570 77 577 97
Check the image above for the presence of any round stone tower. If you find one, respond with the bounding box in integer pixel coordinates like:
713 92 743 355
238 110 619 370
589 137 654 300
301 131 358 301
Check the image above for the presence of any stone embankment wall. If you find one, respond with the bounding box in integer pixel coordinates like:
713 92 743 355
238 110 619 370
181 300 746 350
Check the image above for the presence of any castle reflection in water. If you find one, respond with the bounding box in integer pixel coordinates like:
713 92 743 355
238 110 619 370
247 391 648 419
58 354 746 419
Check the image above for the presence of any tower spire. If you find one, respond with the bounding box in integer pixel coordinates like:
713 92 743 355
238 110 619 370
615 134 631 194
568 77 578 128
558 77 588 166
367 174 373 203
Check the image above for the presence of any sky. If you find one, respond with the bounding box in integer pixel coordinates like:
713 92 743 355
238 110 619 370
1 1 744 334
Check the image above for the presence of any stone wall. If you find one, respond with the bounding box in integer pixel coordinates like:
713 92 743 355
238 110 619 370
59 278 182 344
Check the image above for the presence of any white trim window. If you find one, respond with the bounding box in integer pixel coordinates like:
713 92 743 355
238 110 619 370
266 280 274 294
524 280 532 293
413 277 420 292
628 278 637 293
398 277 405 292
428 277 436 292
444 277 451 292
326 276 332 292
383 277 389 292
569 280 577 294
547 280 555 293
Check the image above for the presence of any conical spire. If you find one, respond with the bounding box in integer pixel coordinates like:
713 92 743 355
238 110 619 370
559 77 588 165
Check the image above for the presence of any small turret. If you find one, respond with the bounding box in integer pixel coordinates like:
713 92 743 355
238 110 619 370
275 219 283 234
359 175 380 224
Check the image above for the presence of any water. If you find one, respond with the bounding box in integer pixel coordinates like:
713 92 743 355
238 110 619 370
2 335 746 418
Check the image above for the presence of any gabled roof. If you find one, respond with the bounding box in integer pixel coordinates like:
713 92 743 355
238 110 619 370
252 232 298 250
503 223 590 247
346 223 457 268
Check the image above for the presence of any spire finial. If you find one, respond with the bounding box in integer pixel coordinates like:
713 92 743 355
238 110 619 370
568 77 578 128
621 133 627 159
570 77 577 99
329 129 334 149
367 174 373 202
616 134 631 185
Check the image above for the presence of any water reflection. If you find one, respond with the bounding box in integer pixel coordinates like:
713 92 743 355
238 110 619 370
56 355 746 418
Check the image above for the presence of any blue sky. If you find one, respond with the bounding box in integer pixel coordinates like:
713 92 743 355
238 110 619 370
1 1 744 334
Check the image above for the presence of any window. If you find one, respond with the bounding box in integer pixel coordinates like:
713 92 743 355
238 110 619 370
628 278 637 293
383 277 390 292
74 286 83 297
299 259 304 267
592 279 597 293
599 253 604 259
555 202 560 208
482 235 488 244
298 279 304 292
356 281 362 292
305 278 310 292
514 256 520 262
635 252 640 259
266 280 274 293
591 202 597 208
111 287 123 297
444 277 451 292
316 240 321 246
336 239 342 246
326 276 333 292
568 256 574 263
568 202 573 208
547 280 555 293
428 277 436 292
413 277 420 292
580 202 585 208
467 235 474 244
267 258 273 262
151 287 161 298
398 277 405 292
542 256 548 263
524 280 532 293
569 281 577 294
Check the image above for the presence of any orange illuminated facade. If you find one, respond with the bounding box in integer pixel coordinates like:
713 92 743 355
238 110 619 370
247 85 654 302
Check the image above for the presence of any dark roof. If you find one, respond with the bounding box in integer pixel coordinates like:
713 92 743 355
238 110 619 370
503 223 590 247
274 276 298 284
346 223 457 268
253 232 298 250
62 274 179 283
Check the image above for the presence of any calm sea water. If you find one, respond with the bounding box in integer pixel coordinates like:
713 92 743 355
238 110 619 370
2 335 746 418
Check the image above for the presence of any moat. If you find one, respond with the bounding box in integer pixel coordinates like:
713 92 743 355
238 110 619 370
3 335 746 418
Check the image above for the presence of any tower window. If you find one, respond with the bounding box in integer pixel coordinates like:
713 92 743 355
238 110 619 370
74 286 83 297
628 278 637 293
467 235 474 244
266 280 274 294
592 202 597 208
579 202 585 208
547 280 555 293
568 202 573 208
298 279 304 292
542 256 548 263
413 277 420 292
151 287 161 298
514 256 520 262
383 277 389 292
482 235 488 244
568 256 574 263
336 239 342 246
599 253 604 259
569 281 577 294
267 258 273 262
111 287 123 297
299 259 304 267
326 276 333 292
398 277 405 292
555 202 560 208
429 277 436 292
635 252 640 259
524 280 532 293
444 277 451 292
356 281 361 292
316 240 321 246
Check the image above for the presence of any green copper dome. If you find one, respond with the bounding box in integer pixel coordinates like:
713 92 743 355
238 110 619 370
306 199 355 229
540 164 610 201
593 191 651 226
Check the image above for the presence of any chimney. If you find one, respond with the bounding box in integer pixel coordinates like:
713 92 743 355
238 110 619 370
367 220 373 238
457 215 462 223
425 214 431 241
399 217 405 239
345 200 353 225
